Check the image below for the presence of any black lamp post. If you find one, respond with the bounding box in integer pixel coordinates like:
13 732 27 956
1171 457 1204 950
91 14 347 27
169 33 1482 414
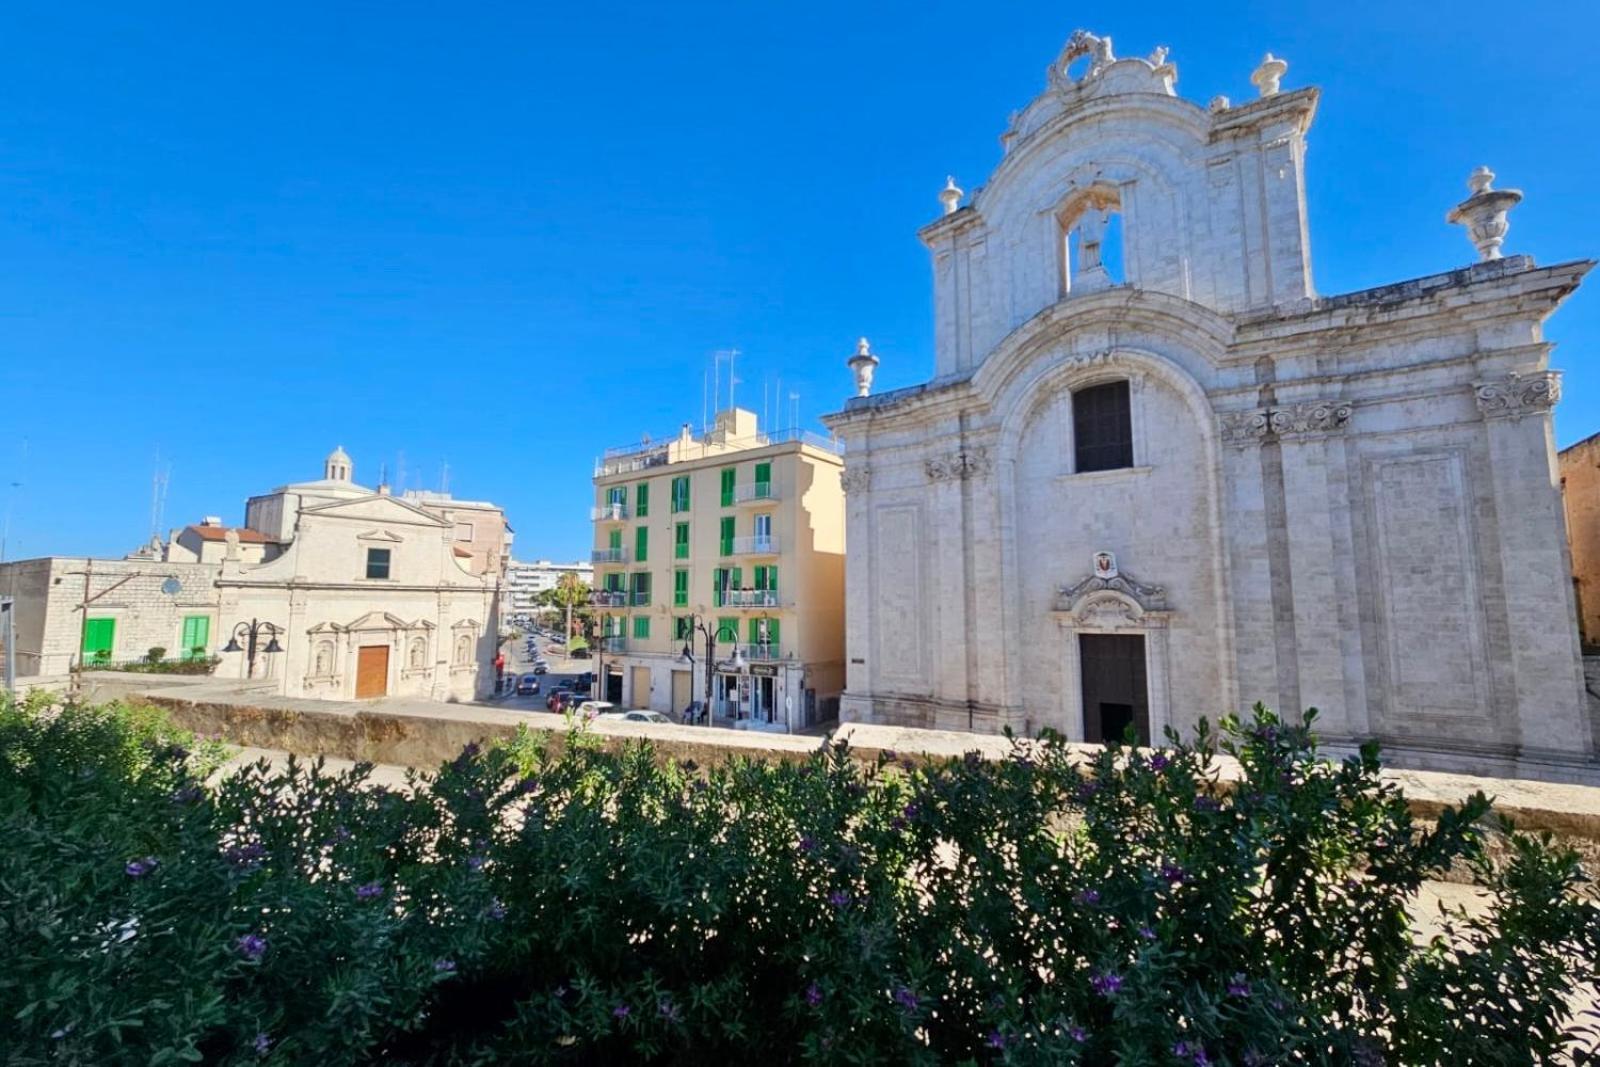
221 619 284 679
678 614 744 724
594 612 609 701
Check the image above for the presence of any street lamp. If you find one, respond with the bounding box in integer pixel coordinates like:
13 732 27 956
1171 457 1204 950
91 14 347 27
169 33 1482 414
221 619 284 679
678 615 744 724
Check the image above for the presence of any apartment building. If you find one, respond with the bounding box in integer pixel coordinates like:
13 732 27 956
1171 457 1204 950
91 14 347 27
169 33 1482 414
505 558 594 615
589 408 845 731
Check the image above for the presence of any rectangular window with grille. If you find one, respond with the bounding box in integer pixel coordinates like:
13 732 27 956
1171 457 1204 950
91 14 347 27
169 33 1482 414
1072 380 1133 472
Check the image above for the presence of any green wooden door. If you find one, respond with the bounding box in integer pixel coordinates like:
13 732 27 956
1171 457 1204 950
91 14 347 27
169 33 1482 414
82 617 116 663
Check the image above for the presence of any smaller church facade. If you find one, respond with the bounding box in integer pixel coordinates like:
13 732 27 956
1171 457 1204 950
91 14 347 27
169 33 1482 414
823 32 1596 782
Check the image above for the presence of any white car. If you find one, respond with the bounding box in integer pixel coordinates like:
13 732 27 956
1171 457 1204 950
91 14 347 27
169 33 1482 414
573 700 615 717
599 709 672 724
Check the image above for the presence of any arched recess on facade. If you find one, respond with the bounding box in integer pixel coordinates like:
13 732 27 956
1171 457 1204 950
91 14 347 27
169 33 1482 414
987 339 1238 727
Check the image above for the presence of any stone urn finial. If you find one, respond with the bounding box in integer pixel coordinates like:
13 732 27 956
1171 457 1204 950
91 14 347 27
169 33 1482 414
848 337 879 398
1446 166 1523 261
938 175 963 216
1251 53 1288 97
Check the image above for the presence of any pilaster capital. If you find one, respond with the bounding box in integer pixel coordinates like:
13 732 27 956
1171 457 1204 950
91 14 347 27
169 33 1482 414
1474 371 1560 419
924 446 992 482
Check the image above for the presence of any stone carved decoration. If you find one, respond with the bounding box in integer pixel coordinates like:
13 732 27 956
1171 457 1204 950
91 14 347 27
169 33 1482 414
1057 568 1168 614
1055 566 1170 632
1219 400 1351 446
938 176 963 216
1474 371 1560 419
840 465 872 494
1447 166 1523 262
847 337 879 398
1048 29 1115 93
1251 53 1288 97
924 446 992 483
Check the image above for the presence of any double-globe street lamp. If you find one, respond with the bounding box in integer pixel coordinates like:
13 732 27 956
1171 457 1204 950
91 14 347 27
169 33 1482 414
221 619 284 679
677 614 744 725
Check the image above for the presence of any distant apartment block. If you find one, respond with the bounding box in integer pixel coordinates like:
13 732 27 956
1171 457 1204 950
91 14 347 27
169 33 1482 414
506 558 594 614
589 408 845 730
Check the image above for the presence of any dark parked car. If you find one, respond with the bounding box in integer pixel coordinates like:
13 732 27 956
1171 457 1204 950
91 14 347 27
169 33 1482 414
515 673 541 696
548 689 583 714
569 647 591 660
545 686 574 712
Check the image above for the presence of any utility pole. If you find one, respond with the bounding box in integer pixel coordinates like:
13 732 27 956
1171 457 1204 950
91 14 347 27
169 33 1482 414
69 560 143 695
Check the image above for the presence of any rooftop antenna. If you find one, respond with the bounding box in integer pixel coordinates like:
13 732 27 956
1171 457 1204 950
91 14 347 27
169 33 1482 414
148 451 170 540
789 391 800 435
702 366 709 434
439 461 450 495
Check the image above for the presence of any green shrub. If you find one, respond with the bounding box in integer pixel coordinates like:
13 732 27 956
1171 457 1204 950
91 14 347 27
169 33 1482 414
0 696 1595 1064
144 647 167 665
83 656 221 675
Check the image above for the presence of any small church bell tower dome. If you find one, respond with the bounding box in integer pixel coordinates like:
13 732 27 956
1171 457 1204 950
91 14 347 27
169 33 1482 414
324 445 353 483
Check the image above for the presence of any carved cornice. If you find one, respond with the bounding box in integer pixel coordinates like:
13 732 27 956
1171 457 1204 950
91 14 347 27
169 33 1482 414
1057 570 1168 613
1474 371 1560 419
840 465 872 494
1218 399 1351 447
924 446 993 483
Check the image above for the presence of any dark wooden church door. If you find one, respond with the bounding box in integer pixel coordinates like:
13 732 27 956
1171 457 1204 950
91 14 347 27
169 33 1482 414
1079 633 1149 745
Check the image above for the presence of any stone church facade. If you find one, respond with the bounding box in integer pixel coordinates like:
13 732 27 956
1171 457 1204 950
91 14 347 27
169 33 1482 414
822 32 1597 782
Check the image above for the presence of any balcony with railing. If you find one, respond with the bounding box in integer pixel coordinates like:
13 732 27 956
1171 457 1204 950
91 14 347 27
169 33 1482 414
631 590 652 606
735 643 780 662
598 636 628 653
724 589 780 609
595 426 843 478
731 535 780 556
591 502 630 522
591 548 628 565
732 482 778 506
590 590 628 608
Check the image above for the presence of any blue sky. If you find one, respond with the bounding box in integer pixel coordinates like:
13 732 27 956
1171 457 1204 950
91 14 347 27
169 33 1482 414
2 1 1596 562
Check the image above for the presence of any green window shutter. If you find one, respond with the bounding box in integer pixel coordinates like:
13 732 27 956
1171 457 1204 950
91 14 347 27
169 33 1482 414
83 618 116 660
719 516 734 556
731 567 742 592
635 526 648 563
748 617 758 645
606 572 623 593
767 619 780 647
180 616 210 659
720 467 735 507
609 528 622 552
674 522 689 559
712 567 725 608
754 462 771 497
716 617 738 644
635 482 649 517
633 616 650 640
674 569 688 606
672 476 690 513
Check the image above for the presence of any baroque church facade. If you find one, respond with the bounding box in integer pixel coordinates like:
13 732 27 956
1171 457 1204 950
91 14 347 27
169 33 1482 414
823 32 1596 782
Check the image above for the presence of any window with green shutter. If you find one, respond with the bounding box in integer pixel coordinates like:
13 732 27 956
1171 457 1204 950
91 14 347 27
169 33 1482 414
607 485 626 508
630 572 651 606
635 525 648 563
605 572 624 593
180 616 210 660
754 462 771 499
608 528 622 553
82 617 116 662
720 467 735 507
674 569 689 607
674 522 689 559
713 567 728 608
671 476 690 513
674 616 693 641
719 516 734 556
750 617 779 648
633 616 650 640
715 617 739 644
635 482 649 517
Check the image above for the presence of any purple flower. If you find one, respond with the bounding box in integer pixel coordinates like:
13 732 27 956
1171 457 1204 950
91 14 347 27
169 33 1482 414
1074 888 1101 906
1090 971 1123 997
1160 862 1186 885
434 958 457 973
486 899 507 921
804 981 823 1007
466 854 486 871
657 997 680 1022
612 1003 631 1020
1137 924 1156 941
227 842 266 868
355 881 385 901
1150 753 1170 772
236 933 267 959
827 890 851 908
902 802 920 819
518 777 540 794
890 817 908 832
1227 974 1251 998
252 1032 271 1055
125 857 158 878
893 985 919 1011
798 835 816 854
1193 795 1221 813
986 1029 1009 1049
1068 1025 1088 1042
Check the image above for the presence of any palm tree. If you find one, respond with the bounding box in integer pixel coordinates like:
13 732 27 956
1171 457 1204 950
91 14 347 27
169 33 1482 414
548 572 590 644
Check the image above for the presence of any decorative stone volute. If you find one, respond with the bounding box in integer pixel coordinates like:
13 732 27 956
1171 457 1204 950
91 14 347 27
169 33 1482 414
1447 166 1523 262
1474 371 1560 418
938 176 963 216
847 337 880 398
1250 53 1288 97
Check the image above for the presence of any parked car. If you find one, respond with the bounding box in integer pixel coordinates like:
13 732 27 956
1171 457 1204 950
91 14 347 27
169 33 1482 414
569 647 591 659
600 709 672 724
546 688 576 713
515 673 541 696
574 700 615 717
532 661 548 675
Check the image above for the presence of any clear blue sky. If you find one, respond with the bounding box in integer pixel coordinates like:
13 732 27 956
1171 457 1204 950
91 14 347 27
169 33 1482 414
2 1 1596 563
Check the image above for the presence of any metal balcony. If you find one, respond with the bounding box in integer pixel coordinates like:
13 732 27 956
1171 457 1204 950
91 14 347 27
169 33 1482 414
598 636 628 653
590 590 628 608
630 591 652 606
724 589 780 608
591 502 630 522
591 548 628 565
732 482 778 505
730 535 779 556
735 643 780 662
